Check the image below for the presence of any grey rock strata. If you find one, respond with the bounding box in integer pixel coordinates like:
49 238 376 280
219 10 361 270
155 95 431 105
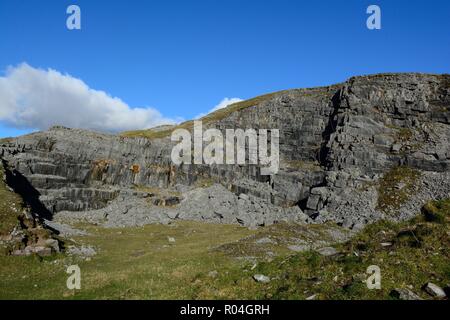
1 73 449 229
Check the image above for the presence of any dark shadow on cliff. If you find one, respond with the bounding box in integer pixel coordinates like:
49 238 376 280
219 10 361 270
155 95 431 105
1 159 53 222
318 89 341 167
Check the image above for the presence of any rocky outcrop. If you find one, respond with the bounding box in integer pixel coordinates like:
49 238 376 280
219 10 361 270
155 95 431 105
0 161 61 256
0 73 449 229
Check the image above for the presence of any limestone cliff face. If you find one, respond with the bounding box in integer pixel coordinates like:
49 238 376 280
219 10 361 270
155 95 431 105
1 73 449 227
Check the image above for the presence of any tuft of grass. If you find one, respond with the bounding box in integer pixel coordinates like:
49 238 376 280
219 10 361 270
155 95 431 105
200 91 288 122
422 199 450 224
396 128 413 142
122 121 194 140
0 165 23 236
376 166 421 214
283 160 322 171
194 177 215 188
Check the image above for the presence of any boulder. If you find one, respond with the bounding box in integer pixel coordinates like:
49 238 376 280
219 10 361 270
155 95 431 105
253 274 270 283
423 282 446 298
390 288 422 300
317 247 338 257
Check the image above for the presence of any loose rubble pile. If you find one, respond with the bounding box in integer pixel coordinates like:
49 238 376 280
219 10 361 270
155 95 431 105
52 184 310 228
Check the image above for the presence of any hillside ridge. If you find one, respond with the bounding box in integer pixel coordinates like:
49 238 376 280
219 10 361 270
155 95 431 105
0 72 449 234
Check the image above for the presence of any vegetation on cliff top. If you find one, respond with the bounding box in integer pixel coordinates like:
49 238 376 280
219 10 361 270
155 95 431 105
120 85 337 140
376 166 421 214
121 90 288 140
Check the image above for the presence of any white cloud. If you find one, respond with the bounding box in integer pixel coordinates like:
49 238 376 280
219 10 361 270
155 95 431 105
195 97 243 119
0 63 176 132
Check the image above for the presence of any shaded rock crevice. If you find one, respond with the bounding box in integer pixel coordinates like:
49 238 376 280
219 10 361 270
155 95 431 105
1 159 52 221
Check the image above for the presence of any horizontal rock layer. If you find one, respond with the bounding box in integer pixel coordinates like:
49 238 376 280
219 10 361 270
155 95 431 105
1 73 449 227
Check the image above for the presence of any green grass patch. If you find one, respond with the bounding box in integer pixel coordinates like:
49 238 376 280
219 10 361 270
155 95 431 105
422 199 450 224
0 221 255 299
1 199 447 300
376 166 421 214
193 199 449 299
0 165 23 236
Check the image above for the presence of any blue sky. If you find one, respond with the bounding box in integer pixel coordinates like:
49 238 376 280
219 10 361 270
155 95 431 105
0 0 449 137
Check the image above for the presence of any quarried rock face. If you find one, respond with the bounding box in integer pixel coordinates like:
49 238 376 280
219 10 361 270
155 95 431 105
1 73 449 228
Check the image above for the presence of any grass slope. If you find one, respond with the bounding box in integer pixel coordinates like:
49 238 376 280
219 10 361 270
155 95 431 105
121 91 288 140
0 199 448 299
195 200 449 300
0 165 23 237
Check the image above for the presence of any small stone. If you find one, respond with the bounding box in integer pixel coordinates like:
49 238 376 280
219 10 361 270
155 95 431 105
306 194 321 210
380 242 393 247
443 285 450 297
167 237 176 243
253 274 270 283
67 245 97 257
374 134 394 147
167 211 179 220
352 223 365 231
306 294 318 300
395 182 406 190
255 237 274 245
317 247 338 257
11 249 29 256
391 144 402 152
45 239 60 252
288 245 308 252
25 246 52 257
423 282 446 298
390 288 422 300
238 193 249 200
208 270 218 278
